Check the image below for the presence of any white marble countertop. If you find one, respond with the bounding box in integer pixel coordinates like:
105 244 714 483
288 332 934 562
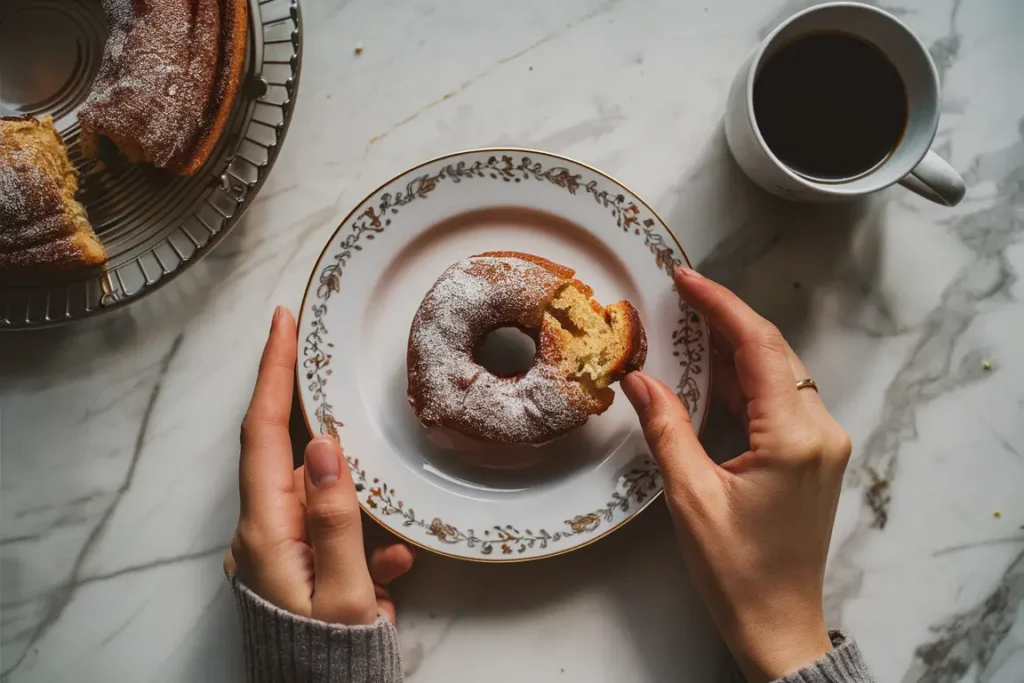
2 0 1023 681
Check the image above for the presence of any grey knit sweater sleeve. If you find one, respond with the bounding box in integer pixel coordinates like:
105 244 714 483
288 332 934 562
230 575 403 682
775 631 875 683
231 576 871 683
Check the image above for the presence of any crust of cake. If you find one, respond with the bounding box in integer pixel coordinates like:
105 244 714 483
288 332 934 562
169 0 248 174
607 300 648 375
474 250 578 282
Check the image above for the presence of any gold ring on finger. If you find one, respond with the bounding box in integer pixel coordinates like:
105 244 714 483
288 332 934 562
796 378 818 392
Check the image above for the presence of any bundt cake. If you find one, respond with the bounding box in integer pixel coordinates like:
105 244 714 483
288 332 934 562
78 0 248 175
407 252 647 445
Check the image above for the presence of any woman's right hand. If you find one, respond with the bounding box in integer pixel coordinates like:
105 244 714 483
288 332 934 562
621 268 852 683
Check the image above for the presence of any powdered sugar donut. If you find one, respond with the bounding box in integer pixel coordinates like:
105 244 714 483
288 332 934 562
406 252 646 445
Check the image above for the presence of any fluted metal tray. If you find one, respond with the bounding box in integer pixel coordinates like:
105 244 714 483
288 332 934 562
0 0 302 329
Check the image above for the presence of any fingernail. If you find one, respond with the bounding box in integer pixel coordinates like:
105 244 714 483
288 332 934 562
306 437 340 486
621 372 651 412
271 305 283 329
677 267 703 280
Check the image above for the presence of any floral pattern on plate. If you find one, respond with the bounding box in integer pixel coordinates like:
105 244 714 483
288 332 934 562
298 150 709 560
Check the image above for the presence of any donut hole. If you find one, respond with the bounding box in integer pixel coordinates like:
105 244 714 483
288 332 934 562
475 326 537 377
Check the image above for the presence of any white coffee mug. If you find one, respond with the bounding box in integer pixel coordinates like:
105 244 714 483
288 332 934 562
724 2 965 206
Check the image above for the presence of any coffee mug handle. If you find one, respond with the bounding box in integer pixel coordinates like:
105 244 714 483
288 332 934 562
898 150 966 206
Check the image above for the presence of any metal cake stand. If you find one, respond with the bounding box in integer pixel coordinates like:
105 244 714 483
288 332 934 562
0 0 302 329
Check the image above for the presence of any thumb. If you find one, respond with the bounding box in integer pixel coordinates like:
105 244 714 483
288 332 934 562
303 436 377 625
621 372 718 500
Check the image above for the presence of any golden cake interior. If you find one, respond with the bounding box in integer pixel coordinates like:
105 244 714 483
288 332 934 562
542 281 644 401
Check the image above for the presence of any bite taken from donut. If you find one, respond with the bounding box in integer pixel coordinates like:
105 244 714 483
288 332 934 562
406 252 647 445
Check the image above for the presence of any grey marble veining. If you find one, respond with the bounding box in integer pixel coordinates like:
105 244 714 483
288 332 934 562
902 549 1023 682
1 0 1023 681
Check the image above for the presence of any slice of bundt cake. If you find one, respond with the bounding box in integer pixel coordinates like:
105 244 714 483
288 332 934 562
0 116 106 271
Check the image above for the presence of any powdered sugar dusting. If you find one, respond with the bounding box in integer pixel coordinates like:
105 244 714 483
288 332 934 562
0 145 42 230
0 117 94 268
78 0 220 168
407 255 591 444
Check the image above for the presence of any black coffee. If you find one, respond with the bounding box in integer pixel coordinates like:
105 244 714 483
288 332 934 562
753 32 908 181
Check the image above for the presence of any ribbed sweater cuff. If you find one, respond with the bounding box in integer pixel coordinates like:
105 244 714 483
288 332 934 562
229 574 403 683
776 631 875 683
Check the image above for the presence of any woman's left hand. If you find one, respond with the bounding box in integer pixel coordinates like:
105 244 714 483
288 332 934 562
224 306 415 625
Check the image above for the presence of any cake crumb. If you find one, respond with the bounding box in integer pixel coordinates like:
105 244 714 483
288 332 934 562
983 360 993 371
354 44 363 55
993 510 1001 518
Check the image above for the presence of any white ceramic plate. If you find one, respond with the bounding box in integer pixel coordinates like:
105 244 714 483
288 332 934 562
297 149 710 561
